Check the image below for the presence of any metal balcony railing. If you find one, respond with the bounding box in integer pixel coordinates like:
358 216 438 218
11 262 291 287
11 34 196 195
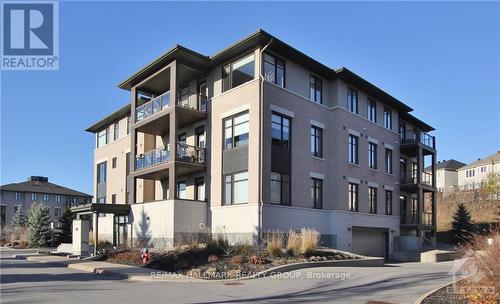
400 171 433 187
177 90 207 112
422 212 433 226
400 211 433 226
176 143 206 164
135 147 169 170
135 91 171 122
400 129 435 149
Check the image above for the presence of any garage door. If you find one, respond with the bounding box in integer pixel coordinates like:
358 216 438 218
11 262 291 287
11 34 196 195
351 227 387 257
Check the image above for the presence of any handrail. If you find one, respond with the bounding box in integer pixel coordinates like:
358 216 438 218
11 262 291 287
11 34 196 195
135 147 169 170
176 90 207 112
135 142 206 171
401 129 435 149
176 142 206 164
135 91 171 122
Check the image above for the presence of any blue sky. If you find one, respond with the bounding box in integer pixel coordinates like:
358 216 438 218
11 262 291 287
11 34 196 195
1 1 499 195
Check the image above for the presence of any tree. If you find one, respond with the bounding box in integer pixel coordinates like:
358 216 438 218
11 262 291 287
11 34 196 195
451 203 474 245
27 203 51 247
55 207 74 244
12 209 27 228
483 172 500 199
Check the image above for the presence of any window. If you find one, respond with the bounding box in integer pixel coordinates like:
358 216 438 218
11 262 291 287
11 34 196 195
309 75 322 103
368 187 377 214
384 107 392 129
112 157 117 169
43 194 50 202
111 194 116 204
385 190 393 215
177 181 187 199
368 99 377 122
385 148 393 174
224 112 249 150
13 205 20 214
349 183 359 212
55 195 61 203
0 206 5 227
222 53 255 92
97 128 108 148
349 135 359 164
31 193 37 201
271 113 291 148
97 197 105 204
399 121 406 141
347 88 358 114
71 198 77 204
127 116 131 135
311 178 323 209
310 126 323 158
15 192 21 200
196 126 206 148
263 53 285 87
113 122 119 141
223 171 248 205
54 207 61 218
97 162 107 183
195 177 205 201
368 142 377 170
271 172 291 205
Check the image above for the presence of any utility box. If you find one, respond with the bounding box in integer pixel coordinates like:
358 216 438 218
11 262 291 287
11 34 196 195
72 219 89 256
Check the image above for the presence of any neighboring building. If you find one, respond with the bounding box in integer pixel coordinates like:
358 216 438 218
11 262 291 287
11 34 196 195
458 151 500 191
83 29 437 259
426 159 465 194
0 176 92 227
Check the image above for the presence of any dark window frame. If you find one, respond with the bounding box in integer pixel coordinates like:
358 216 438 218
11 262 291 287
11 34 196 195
270 171 291 206
311 178 323 209
223 111 249 150
369 187 377 214
369 142 378 170
309 75 323 104
385 190 393 215
368 99 377 122
271 112 291 149
97 161 107 183
195 177 206 201
114 122 120 141
347 87 359 114
385 148 393 174
176 181 187 199
223 171 249 205
263 52 286 88
349 134 359 164
384 107 393 130
222 53 255 92
310 125 323 158
111 194 116 204
112 157 117 169
349 182 359 212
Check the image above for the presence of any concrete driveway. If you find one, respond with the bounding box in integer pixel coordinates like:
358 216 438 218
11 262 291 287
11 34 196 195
1 247 456 304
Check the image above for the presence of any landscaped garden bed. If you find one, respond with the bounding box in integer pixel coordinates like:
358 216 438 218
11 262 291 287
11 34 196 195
102 229 364 280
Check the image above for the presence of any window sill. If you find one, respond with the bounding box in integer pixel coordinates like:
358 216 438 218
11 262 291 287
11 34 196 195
348 163 360 167
311 156 325 161
385 173 394 177
369 168 379 172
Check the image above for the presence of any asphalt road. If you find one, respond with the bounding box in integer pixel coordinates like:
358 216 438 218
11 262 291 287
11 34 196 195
0 248 456 304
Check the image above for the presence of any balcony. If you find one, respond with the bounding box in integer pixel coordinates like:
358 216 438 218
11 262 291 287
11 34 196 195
135 147 169 171
400 211 434 227
401 130 435 150
400 171 434 192
176 143 206 165
177 90 207 112
135 91 171 122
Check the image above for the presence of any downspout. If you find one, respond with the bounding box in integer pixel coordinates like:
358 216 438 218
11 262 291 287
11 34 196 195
258 38 274 244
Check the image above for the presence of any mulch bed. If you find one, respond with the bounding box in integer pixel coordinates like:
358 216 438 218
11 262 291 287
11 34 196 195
421 284 468 304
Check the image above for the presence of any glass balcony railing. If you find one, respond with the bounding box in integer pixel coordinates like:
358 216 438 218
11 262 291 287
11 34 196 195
135 91 171 122
400 211 433 226
176 91 207 112
422 212 433 226
176 143 206 164
400 171 434 187
135 147 169 170
400 129 435 149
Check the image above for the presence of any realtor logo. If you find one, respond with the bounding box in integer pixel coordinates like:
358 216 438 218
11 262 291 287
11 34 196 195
1 1 59 70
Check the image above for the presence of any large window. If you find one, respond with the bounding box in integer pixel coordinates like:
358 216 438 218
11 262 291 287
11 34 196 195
43 194 50 202
349 135 359 164
177 181 187 199
224 112 249 150
348 183 359 212
271 112 290 148
347 88 358 114
309 75 322 103
311 178 323 209
15 192 21 200
368 142 377 169
222 53 255 92
224 171 248 205
97 161 107 183
385 190 393 215
384 107 392 129
310 126 323 158
54 207 62 218
385 148 393 174
114 122 119 141
368 99 377 122
31 193 38 201
97 128 108 148
195 177 205 201
55 195 61 203
271 172 290 205
263 53 285 87
369 187 377 214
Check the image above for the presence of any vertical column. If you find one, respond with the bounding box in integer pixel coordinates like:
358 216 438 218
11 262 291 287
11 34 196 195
93 212 99 255
168 62 177 200
130 87 137 204
416 147 422 184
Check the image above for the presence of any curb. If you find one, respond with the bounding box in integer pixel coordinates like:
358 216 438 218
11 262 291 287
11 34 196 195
414 276 469 304
129 257 384 283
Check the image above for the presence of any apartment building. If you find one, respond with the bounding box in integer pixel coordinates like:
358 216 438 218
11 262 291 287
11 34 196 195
0 176 92 227
458 151 500 191
425 159 465 194
83 30 437 259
